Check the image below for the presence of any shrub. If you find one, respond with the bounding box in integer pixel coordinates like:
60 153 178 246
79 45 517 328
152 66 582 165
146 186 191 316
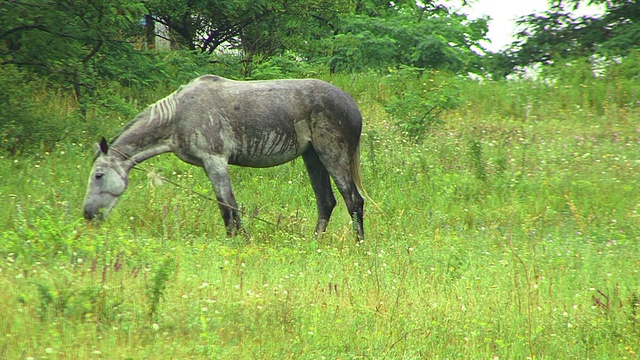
249 51 315 80
382 66 462 140
0 65 80 155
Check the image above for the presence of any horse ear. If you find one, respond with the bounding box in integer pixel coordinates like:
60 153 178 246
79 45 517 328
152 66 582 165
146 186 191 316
99 137 109 154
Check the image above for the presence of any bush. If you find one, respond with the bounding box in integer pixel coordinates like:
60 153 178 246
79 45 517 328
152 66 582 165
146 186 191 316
249 51 315 80
0 65 80 155
382 66 462 140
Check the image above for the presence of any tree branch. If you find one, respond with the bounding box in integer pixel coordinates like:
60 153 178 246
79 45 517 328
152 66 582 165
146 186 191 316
0 24 47 41
82 40 104 64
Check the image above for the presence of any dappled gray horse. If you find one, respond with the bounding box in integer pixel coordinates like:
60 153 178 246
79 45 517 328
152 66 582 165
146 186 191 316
82 75 365 239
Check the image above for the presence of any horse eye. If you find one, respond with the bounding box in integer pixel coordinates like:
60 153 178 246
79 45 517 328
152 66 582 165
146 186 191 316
95 172 104 180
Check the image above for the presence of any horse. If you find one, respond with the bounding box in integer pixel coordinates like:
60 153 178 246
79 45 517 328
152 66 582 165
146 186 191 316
82 75 365 239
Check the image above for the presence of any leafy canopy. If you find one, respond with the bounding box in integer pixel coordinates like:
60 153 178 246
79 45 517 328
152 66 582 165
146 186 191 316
0 0 148 96
326 5 488 73
493 0 640 76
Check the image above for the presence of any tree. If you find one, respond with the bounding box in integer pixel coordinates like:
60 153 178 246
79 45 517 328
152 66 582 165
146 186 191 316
494 0 640 76
0 0 148 98
143 0 487 74
325 2 489 72
146 0 348 54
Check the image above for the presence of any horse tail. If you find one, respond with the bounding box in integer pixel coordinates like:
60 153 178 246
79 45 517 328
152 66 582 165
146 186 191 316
352 145 378 209
351 145 364 194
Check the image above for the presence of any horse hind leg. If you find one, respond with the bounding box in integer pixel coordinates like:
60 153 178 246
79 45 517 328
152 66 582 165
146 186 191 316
315 149 365 240
332 175 364 240
302 147 337 237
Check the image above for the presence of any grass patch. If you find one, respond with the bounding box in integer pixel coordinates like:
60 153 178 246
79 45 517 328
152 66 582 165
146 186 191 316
0 72 639 358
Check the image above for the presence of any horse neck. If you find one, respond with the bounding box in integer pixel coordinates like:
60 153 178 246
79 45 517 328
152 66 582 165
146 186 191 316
111 99 176 167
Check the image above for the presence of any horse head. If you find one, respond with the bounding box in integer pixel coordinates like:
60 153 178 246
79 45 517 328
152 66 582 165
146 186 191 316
82 137 129 220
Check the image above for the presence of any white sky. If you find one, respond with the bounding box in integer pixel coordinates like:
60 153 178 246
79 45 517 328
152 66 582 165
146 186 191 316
455 0 604 52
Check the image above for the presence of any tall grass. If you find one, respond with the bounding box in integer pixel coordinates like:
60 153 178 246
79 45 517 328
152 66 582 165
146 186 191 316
0 66 639 358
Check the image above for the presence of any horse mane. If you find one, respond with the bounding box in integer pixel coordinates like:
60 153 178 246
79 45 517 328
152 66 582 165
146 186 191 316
109 86 182 145
147 91 178 126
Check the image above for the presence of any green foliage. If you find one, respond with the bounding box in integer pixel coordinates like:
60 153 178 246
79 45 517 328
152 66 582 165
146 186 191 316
563 0 640 57
327 10 488 73
0 66 43 154
0 49 247 157
0 65 83 155
382 67 462 140
33 279 120 323
467 138 487 182
160 50 228 83
146 256 175 320
328 28 397 73
1 0 493 147
248 51 315 80
0 0 148 98
144 0 346 56
3 205 81 265
608 49 640 79
142 0 489 75
467 54 640 124
496 0 640 76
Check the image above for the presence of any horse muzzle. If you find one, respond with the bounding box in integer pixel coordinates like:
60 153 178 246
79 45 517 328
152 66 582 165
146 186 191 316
83 205 108 221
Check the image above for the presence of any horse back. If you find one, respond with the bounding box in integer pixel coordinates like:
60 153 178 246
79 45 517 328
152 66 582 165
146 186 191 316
172 75 362 167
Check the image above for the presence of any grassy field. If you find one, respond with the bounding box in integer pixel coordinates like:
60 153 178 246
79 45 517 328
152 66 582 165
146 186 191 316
1 71 639 359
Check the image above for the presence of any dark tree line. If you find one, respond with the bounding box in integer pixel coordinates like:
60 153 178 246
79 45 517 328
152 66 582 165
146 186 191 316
0 1 490 90
1 0 638 91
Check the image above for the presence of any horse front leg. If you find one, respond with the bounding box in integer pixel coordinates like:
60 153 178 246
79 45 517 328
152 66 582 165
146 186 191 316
203 156 242 236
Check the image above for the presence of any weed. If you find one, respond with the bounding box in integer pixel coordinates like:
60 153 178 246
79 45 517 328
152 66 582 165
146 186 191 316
468 138 487 182
147 256 176 320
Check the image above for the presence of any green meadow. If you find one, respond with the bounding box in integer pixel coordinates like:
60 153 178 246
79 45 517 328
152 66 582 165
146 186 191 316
1 69 639 359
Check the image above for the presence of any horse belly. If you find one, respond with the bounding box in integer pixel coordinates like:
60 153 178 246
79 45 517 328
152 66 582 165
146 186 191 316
232 130 310 167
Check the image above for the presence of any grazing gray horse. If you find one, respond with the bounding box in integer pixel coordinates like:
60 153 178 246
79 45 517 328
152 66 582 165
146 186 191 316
82 75 365 239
